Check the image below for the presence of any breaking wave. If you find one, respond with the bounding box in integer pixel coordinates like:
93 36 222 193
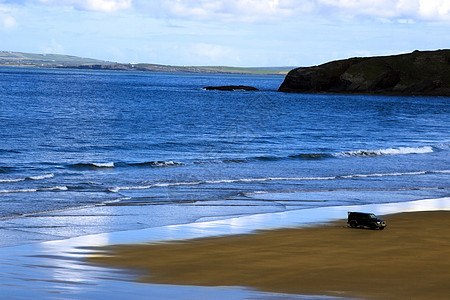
0 185 68 194
337 170 449 178
69 162 115 170
126 161 183 167
63 146 439 172
68 161 183 170
0 173 55 184
109 169 449 193
209 146 437 164
109 176 337 193
335 146 434 157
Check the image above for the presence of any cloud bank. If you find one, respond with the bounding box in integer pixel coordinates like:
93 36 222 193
1 0 449 21
0 0 450 22
135 0 450 23
31 0 132 12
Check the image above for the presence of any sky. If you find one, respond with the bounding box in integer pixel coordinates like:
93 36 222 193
0 0 449 67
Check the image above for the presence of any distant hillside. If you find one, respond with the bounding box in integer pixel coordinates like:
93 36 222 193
0 51 290 75
58 63 291 75
279 50 450 96
0 51 109 67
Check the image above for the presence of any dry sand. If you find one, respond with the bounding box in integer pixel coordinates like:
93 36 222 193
88 211 450 299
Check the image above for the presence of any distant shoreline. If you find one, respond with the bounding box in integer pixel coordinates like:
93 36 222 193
0 51 291 75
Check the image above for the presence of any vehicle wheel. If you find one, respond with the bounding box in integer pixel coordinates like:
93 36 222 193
350 221 358 228
370 223 377 230
379 226 385 230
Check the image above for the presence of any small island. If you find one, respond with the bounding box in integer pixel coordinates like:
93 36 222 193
278 49 450 96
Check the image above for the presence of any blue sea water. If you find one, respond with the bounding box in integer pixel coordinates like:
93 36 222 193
1 66 449 232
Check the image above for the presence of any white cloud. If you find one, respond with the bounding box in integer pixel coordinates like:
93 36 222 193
418 0 450 20
0 14 16 30
0 5 17 31
134 0 450 23
314 0 450 21
2 0 449 22
35 0 132 12
135 0 301 22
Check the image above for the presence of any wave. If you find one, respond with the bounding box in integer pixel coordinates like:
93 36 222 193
63 145 439 172
243 186 449 197
212 154 330 164
28 173 55 180
68 160 183 170
0 188 38 194
0 173 55 184
0 185 68 194
259 146 435 161
126 161 183 167
335 146 434 157
209 146 436 165
0 166 15 174
337 170 443 179
69 162 115 170
110 176 339 192
110 169 450 193
0 149 20 154
228 154 330 162
40 186 69 191
288 153 332 160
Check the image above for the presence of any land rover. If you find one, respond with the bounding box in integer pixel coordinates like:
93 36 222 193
347 212 386 230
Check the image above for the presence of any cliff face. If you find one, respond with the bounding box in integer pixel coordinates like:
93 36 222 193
278 50 450 96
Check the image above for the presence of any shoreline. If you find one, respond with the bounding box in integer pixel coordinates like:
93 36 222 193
89 210 450 300
1 197 449 299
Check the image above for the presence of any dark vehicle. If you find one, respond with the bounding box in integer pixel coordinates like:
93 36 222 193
347 212 386 230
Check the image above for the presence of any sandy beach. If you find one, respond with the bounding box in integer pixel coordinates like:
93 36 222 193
89 211 450 300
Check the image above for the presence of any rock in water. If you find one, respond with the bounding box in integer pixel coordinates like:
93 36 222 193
278 50 450 96
203 85 259 91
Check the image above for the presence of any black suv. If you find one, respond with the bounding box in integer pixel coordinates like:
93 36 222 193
347 212 386 230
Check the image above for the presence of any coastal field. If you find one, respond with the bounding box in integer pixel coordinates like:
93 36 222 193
89 211 450 300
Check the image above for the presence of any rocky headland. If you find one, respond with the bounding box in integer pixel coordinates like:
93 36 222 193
278 50 450 96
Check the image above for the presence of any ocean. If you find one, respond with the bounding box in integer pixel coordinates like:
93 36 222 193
1 66 449 243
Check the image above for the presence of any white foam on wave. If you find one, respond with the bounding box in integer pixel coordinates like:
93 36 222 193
337 146 434 157
0 173 55 184
152 161 177 167
340 171 426 178
92 162 114 168
434 170 450 174
0 185 69 194
0 178 25 183
110 176 338 192
29 173 55 180
40 186 69 191
110 169 449 193
340 170 450 179
0 188 38 194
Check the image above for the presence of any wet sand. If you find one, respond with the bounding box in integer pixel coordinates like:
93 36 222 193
89 211 450 300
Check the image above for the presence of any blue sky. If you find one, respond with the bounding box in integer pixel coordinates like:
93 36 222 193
0 0 449 67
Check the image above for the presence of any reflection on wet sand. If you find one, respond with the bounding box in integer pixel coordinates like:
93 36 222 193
90 211 450 300
0 197 449 299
